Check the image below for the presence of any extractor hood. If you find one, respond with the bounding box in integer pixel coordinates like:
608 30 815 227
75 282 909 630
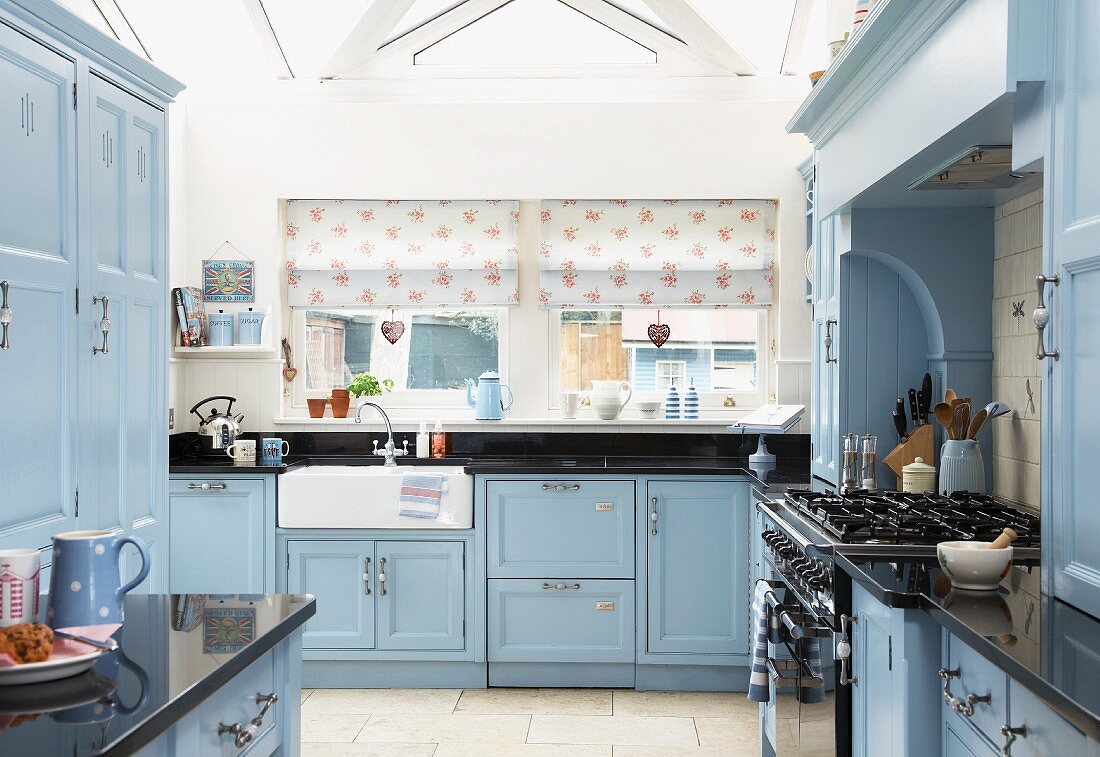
909 145 1037 190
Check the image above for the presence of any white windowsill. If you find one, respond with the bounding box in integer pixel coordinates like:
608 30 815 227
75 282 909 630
271 415 751 433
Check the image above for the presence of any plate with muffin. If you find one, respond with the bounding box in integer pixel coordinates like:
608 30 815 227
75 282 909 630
0 623 114 686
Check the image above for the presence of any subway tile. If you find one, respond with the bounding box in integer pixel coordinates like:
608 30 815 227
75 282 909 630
1022 202 1043 251
527 715 698 747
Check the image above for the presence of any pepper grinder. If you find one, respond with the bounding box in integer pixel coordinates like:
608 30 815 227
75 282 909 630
841 433 860 493
859 435 878 493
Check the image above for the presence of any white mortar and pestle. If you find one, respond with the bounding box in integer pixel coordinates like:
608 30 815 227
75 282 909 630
935 527 1017 593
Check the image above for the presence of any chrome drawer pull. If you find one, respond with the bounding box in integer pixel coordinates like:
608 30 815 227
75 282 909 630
939 667 990 717
541 484 580 491
186 482 227 490
650 497 658 536
363 557 371 596
0 281 11 350
218 692 279 748
837 613 858 686
379 557 387 596
1034 274 1060 360
541 583 581 590
92 295 110 355
824 318 838 364
1001 724 1027 755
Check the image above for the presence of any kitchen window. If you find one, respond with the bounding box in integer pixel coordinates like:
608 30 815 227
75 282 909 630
552 308 767 408
293 308 505 407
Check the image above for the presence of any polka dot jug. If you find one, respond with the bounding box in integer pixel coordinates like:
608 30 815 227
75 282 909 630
47 530 150 629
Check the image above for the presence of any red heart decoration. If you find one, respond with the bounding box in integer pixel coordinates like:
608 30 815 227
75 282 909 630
648 323 670 348
381 319 405 345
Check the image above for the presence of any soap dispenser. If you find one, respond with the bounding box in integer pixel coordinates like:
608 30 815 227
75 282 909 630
416 422 430 459
664 380 681 420
683 378 699 420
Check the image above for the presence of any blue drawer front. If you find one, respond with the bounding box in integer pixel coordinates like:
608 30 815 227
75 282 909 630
488 578 635 663
486 479 635 578
944 634 1008 746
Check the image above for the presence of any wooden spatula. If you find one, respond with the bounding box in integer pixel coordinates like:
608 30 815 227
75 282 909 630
967 408 988 439
935 402 955 438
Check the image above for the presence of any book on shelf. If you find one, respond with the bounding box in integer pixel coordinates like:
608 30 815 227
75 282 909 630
175 286 207 346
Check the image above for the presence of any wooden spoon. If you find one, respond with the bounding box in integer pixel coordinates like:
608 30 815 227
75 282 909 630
945 388 958 404
935 402 955 438
967 408 988 439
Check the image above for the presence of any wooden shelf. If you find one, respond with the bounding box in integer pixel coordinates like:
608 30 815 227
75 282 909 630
173 344 278 358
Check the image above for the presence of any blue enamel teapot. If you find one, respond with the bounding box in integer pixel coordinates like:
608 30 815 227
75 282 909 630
465 371 514 420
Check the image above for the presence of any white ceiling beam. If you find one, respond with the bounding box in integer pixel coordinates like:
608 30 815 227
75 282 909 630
635 0 757 75
241 0 295 78
781 0 814 75
320 0 421 79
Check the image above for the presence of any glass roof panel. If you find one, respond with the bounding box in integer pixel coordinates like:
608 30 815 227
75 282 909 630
262 0 370 76
603 0 676 37
690 0 796 75
391 0 469 41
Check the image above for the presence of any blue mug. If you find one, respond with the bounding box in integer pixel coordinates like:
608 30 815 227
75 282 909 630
261 437 289 466
47 531 150 628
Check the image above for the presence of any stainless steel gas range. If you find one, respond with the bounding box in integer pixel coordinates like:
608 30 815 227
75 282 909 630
755 489 1041 756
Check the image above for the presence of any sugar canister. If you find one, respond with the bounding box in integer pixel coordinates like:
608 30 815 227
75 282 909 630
902 456 936 494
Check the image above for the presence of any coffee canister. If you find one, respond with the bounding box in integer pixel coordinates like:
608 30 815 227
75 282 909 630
238 307 264 345
208 310 234 347
901 456 936 493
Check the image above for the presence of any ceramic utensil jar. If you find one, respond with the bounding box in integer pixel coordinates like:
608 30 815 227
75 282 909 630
47 531 150 627
590 380 632 420
940 439 986 495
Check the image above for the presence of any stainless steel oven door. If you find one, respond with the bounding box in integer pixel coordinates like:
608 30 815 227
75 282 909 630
761 579 838 755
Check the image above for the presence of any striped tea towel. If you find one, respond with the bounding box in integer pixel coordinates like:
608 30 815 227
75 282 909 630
399 473 445 519
748 579 780 702
796 637 825 704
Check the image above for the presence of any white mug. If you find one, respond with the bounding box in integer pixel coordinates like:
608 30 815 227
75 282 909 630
0 549 41 627
560 392 579 419
226 439 257 463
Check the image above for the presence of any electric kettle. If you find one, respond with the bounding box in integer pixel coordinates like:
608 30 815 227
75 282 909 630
465 372 514 421
190 395 244 455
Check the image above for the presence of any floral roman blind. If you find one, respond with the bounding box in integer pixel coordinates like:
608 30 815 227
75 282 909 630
538 199 776 307
285 200 519 308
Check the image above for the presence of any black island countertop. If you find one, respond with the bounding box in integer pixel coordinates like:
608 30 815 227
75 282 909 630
0 593 314 755
839 555 1100 741
169 453 811 486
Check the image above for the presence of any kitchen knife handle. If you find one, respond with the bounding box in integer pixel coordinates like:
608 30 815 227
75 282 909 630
908 388 920 425
893 410 908 441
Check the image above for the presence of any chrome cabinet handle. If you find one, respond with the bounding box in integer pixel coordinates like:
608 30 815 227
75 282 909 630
1001 724 1027 755
1034 274 1060 360
219 692 278 748
541 583 581 590
541 484 580 491
363 557 371 596
92 295 111 355
837 613 858 686
0 281 10 350
824 318 838 364
186 482 227 490
650 497 658 535
939 667 991 717
379 557 387 596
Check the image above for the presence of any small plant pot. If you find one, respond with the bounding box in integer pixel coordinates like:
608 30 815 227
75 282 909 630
307 398 328 418
329 395 351 418
331 388 350 399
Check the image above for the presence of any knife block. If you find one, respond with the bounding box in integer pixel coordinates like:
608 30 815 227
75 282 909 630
883 424 935 483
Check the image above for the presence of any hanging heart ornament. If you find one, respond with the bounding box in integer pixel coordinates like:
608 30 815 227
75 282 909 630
381 319 405 345
648 323 670 348
282 367 298 382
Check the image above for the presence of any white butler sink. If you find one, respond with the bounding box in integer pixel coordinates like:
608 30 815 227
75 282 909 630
278 465 473 529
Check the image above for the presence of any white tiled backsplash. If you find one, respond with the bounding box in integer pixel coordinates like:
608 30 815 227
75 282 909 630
991 188 1043 509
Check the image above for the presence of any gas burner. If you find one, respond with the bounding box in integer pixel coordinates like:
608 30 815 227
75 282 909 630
782 489 1040 548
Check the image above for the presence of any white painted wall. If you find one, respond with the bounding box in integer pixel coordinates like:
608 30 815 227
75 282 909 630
169 98 811 431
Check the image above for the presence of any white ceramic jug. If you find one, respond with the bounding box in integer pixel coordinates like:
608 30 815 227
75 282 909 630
590 380 633 420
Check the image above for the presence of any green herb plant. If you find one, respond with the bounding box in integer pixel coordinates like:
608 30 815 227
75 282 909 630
348 372 396 398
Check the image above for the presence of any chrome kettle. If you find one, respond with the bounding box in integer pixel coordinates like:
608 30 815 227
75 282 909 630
190 395 244 455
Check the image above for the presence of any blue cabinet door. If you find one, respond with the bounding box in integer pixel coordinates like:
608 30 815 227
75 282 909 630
287 540 375 650
852 582 901 757
83 74 167 592
486 479 635 579
943 716 996 757
168 478 271 594
488 578 635 663
1007 678 1088 757
375 541 464 651
0 22 79 551
645 480 749 655
1048 0 1100 619
811 213 840 485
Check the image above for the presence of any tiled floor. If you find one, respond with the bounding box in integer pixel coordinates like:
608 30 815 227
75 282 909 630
300 688 760 756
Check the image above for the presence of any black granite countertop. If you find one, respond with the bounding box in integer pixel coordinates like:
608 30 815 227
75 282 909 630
169 453 809 484
0 594 315 755
839 555 1100 740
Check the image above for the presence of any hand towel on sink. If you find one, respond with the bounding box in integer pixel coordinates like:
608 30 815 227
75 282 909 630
399 473 446 519
748 579 780 702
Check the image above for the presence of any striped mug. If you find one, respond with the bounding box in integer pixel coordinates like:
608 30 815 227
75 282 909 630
0 549 41 627
47 531 150 628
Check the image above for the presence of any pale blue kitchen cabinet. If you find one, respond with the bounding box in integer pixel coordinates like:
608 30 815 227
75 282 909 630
168 476 275 594
850 581 941 757
1046 0 1100 619
375 540 465 651
287 538 466 653
486 479 635 579
644 480 750 656
288 540 377 651
810 213 841 486
0 18 79 551
0 1 181 585
944 714 996 757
